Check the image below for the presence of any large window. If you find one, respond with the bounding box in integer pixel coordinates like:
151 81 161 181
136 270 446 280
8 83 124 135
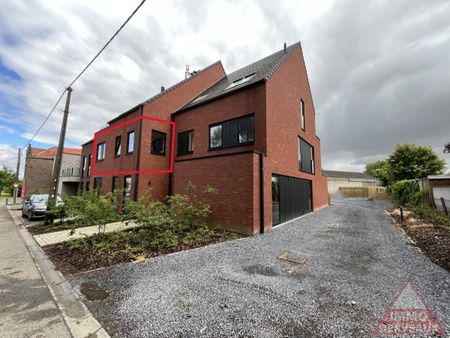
209 114 254 149
94 177 102 190
81 156 86 177
177 130 194 155
300 99 305 130
112 176 119 192
127 131 135 154
151 130 166 155
115 136 121 157
87 154 92 177
96 142 106 161
298 137 315 174
123 176 132 199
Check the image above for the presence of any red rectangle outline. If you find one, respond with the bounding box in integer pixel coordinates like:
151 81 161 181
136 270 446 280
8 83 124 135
91 115 176 176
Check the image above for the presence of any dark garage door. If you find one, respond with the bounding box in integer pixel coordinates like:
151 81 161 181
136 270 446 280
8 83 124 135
272 175 312 225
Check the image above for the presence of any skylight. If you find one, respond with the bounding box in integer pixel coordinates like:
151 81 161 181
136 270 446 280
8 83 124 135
224 72 256 91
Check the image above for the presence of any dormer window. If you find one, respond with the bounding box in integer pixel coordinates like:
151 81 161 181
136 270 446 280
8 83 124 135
224 72 256 91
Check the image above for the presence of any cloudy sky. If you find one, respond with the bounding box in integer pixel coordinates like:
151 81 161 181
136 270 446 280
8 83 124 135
0 0 449 176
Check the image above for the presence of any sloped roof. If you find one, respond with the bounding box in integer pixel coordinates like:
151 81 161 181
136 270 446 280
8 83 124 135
177 42 300 112
323 170 378 180
107 60 223 124
31 147 81 159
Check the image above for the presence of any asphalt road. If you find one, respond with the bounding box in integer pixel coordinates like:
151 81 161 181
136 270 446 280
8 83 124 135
0 206 71 338
70 198 450 337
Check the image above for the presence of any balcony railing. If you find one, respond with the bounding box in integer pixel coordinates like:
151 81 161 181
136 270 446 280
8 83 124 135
61 167 81 177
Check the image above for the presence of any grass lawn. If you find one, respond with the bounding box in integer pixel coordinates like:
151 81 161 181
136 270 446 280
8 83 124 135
43 224 243 275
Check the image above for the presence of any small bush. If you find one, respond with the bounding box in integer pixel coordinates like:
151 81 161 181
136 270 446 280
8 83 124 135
390 179 419 206
411 203 450 226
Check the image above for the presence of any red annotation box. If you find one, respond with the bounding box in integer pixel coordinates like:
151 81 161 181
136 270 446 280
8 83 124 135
92 116 176 175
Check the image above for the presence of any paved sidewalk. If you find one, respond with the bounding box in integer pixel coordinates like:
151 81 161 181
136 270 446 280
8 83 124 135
34 220 139 246
0 206 71 338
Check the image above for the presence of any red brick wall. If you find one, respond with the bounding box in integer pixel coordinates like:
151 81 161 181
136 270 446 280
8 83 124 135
137 61 226 201
173 152 257 235
265 44 328 231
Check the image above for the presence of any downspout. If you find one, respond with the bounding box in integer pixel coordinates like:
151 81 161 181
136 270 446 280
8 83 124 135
168 114 175 196
259 152 265 234
133 105 143 200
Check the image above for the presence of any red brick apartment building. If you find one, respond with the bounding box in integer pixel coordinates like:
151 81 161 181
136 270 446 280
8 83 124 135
80 43 328 235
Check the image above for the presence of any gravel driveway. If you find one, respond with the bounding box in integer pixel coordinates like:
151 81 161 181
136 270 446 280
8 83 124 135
70 199 450 337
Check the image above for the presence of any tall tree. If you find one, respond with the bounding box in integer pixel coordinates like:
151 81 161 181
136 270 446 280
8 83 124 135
364 160 391 184
0 166 15 194
388 144 446 181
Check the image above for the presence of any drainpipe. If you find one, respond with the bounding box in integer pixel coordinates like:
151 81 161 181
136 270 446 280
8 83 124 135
259 152 265 234
133 105 143 201
168 115 175 196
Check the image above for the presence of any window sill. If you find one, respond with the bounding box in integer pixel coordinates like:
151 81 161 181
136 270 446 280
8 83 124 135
177 151 194 156
208 141 254 151
126 152 134 156
96 159 105 162
151 151 166 156
299 168 315 175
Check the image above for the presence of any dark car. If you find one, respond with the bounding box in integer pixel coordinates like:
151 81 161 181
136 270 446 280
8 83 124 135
22 194 63 221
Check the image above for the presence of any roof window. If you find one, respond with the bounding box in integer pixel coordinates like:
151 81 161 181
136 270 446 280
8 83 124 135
224 72 256 91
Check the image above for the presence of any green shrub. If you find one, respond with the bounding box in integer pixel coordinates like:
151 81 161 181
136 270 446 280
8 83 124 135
390 179 419 206
410 203 449 226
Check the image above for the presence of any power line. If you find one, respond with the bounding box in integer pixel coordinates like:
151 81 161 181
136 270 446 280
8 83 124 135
22 0 147 149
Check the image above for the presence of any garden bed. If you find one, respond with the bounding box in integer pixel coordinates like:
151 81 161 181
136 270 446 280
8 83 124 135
390 207 450 272
43 226 243 275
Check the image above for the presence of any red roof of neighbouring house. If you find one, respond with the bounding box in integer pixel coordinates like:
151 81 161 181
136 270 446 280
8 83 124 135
31 146 81 159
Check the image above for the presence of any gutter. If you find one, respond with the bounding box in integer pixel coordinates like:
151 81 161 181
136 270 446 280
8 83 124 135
259 152 265 234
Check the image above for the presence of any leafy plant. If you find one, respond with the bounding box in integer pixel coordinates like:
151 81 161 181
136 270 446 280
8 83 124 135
390 179 419 206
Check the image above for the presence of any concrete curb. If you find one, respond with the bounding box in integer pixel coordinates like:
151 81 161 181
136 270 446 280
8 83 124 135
7 207 110 338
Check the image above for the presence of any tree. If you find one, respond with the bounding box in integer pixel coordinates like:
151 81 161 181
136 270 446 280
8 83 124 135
388 144 446 182
365 160 391 184
0 166 15 195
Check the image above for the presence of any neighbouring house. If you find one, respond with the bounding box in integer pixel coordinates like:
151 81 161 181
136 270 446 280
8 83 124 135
80 42 328 235
324 170 383 195
23 146 81 198
418 175 450 211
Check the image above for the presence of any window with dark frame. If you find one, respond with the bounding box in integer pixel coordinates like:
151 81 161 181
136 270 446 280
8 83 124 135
177 130 194 155
87 154 92 177
151 130 166 155
127 131 135 154
115 136 121 157
300 99 305 130
112 176 119 192
209 114 254 149
298 137 315 174
81 156 86 177
94 177 103 190
86 181 90 191
96 142 106 161
123 176 132 199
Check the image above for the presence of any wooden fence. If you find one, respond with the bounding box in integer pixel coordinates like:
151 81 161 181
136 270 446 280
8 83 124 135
339 186 388 200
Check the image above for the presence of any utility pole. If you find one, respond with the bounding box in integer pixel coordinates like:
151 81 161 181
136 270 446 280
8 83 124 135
13 148 21 204
47 87 72 216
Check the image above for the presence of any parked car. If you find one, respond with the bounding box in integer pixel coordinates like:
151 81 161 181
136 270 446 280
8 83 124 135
22 194 63 221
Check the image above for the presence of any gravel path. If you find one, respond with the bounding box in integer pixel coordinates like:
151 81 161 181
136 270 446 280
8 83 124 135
70 199 450 337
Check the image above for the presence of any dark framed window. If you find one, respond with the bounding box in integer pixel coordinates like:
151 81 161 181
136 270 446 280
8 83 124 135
112 176 119 192
85 181 90 191
123 176 132 199
298 137 315 174
209 114 254 149
79 182 84 193
96 142 106 161
300 99 305 130
151 130 166 155
87 154 92 177
81 156 86 177
177 130 194 155
127 131 135 154
115 136 121 157
94 177 103 190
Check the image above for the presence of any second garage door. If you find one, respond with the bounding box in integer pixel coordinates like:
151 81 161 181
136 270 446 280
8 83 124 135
272 174 312 226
